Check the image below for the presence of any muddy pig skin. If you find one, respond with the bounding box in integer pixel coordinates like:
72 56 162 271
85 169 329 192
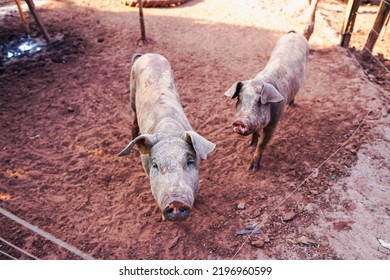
224 31 309 171
118 53 216 221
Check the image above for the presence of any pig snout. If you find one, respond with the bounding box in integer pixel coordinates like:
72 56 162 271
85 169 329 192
232 120 253 136
163 201 191 221
159 188 194 221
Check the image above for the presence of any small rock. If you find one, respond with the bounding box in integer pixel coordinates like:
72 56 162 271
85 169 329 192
302 161 313 174
282 211 296 222
299 236 319 247
309 189 319 195
67 107 75 113
168 236 180 249
378 238 390 250
237 202 245 210
349 148 357 155
251 240 265 248
251 209 261 217
262 233 270 243
264 249 273 257
289 236 320 247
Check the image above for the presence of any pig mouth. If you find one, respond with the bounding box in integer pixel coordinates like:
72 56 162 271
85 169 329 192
162 200 192 221
232 120 253 136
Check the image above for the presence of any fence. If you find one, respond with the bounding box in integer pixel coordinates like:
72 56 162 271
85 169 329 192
341 0 389 79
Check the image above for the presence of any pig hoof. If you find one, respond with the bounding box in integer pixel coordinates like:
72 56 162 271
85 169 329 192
248 162 260 172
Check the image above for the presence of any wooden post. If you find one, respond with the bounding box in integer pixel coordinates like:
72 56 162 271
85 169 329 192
340 0 361 47
25 0 51 43
381 11 389 41
15 0 30 34
363 0 390 54
138 0 147 42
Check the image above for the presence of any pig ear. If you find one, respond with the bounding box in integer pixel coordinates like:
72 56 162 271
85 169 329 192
260 83 285 104
224 81 243 99
183 131 216 160
118 134 155 156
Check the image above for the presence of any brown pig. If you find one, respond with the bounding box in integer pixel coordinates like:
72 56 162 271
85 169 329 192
118 53 216 221
224 31 309 171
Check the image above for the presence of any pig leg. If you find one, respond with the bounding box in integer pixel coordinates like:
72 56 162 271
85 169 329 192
249 132 259 147
131 112 140 139
130 71 139 139
249 125 276 171
130 98 139 139
130 99 139 139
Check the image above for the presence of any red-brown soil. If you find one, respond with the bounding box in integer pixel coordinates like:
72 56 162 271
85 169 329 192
0 0 389 260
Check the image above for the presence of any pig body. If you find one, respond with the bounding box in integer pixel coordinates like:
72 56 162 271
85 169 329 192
224 31 309 171
119 53 215 221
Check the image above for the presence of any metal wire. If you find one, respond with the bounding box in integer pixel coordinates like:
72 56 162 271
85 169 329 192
362 47 390 73
0 207 95 260
0 237 40 260
0 249 17 260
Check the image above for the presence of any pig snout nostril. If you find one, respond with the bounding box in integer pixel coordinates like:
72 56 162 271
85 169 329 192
178 206 189 218
166 209 175 221
163 202 191 221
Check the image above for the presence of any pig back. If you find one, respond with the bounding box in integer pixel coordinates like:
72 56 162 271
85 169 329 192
132 53 192 135
257 32 309 103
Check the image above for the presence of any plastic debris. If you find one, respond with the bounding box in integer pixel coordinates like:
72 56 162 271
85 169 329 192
235 225 262 236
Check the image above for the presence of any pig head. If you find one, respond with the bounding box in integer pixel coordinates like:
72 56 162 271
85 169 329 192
225 79 285 136
118 53 215 221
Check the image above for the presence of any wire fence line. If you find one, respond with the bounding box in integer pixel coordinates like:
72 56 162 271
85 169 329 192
0 237 40 260
0 207 95 260
0 249 17 260
358 46 389 74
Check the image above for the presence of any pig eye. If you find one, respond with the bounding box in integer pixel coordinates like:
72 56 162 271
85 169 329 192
187 158 196 167
151 162 159 170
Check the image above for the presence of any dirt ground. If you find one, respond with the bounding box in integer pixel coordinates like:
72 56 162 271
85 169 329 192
0 0 389 260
